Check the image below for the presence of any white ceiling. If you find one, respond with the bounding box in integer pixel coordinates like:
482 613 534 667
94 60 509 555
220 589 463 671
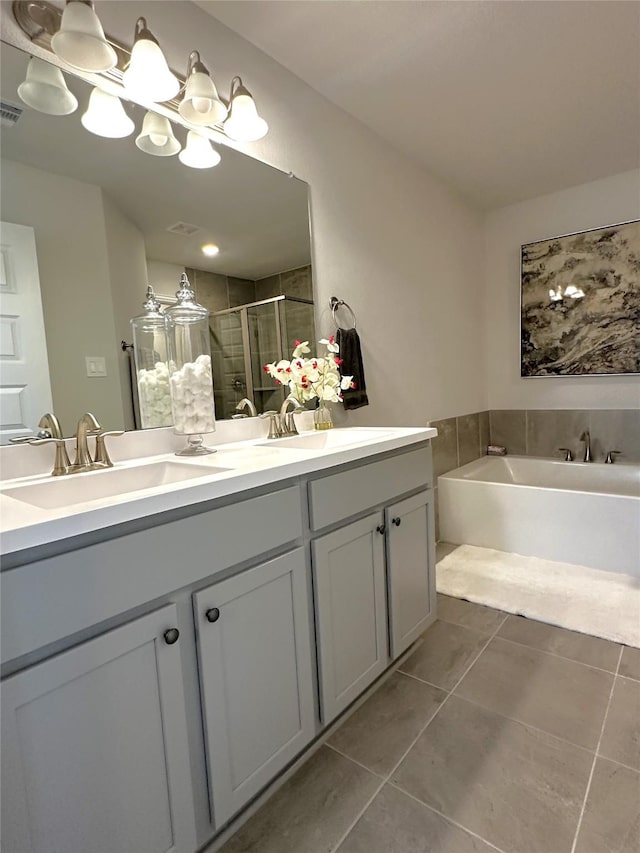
0 43 310 280
197 0 640 209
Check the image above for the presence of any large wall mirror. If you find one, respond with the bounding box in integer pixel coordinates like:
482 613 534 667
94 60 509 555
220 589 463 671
0 40 314 443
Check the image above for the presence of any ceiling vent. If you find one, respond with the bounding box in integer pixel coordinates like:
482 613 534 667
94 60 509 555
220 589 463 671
166 221 201 237
0 102 23 127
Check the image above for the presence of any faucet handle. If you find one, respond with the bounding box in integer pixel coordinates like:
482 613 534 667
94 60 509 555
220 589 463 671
558 447 573 461
259 411 284 439
27 437 72 476
605 450 621 464
94 430 125 467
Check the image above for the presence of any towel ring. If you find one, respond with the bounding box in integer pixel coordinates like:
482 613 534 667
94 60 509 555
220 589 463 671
329 296 357 329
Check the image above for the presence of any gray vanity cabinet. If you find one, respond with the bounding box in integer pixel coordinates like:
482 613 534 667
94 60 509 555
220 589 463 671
0 604 197 853
385 489 436 657
312 514 388 724
193 549 315 828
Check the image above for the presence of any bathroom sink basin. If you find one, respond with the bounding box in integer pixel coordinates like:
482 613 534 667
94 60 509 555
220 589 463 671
2 461 230 510
261 429 392 451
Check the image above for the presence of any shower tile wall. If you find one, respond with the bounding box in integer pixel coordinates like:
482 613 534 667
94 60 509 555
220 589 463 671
255 265 313 302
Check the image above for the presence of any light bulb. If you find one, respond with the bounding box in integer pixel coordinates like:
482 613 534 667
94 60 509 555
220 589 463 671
224 81 268 142
81 87 134 138
135 110 181 157
178 131 221 169
18 57 78 116
51 1 116 72
123 18 180 103
201 244 219 256
178 52 227 126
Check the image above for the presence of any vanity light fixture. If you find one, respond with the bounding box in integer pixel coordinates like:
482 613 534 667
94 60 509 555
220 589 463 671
201 244 220 256
178 131 221 169
135 110 181 156
178 51 227 127
17 56 78 115
50 0 117 72
223 77 268 142
81 86 134 138
12 1 270 147
122 17 180 104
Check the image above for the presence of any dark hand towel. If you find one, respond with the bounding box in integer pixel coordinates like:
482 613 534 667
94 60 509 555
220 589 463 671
336 327 369 410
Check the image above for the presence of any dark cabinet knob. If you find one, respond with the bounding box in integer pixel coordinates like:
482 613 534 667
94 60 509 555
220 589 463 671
376 524 386 535
163 628 180 645
392 517 402 527
205 607 221 623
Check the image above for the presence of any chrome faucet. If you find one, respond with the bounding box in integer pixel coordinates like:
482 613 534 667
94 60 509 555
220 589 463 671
605 450 621 464
280 396 303 436
234 397 257 417
579 430 592 463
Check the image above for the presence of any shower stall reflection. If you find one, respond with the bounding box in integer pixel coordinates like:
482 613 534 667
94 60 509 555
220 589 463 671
210 295 315 419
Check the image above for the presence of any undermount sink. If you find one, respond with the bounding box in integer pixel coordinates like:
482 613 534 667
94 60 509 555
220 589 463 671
2 461 230 510
261 428 392 451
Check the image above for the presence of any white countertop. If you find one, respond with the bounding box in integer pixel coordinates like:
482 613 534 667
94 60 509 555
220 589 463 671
0 427 435 557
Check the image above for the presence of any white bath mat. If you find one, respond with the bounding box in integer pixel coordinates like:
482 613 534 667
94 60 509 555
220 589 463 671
437 544 640 648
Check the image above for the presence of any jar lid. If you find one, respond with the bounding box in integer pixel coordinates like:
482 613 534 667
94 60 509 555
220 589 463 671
165 273 208 321
131 285 164 323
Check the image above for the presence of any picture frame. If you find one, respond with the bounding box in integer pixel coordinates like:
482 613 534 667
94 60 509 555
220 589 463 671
520 219 640 377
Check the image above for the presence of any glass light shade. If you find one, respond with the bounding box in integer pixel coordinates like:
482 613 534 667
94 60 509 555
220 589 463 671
224 90 268 142
50 1 117 72
179 71 227 126
178 131 221 169
123 38 180 103
135 111 181 156
17 57 78 116
81 87 135 138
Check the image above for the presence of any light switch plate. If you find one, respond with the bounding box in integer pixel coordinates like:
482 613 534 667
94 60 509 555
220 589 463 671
85 356 107 377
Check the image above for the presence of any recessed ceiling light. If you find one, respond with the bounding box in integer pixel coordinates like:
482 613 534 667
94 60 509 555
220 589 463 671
201 243 219 256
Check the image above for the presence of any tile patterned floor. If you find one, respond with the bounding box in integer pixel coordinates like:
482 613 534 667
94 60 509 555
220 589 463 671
221 596 640 853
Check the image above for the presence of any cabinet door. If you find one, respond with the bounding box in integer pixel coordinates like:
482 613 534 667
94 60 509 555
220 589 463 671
386 490 436 658
313 514 388 725
194 549 315 828
1 605 197 853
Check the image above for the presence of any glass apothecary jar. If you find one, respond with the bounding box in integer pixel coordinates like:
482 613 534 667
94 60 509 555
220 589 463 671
130 286 173 429
164 273 216 455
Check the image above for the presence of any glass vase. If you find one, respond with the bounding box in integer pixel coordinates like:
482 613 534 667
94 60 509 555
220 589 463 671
314 398 334 431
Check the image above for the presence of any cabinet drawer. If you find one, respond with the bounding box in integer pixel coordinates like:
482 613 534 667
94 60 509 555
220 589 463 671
308 445 432 531
1 485 303 666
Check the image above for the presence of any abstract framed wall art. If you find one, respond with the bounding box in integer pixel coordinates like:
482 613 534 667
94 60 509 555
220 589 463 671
520 219 640 376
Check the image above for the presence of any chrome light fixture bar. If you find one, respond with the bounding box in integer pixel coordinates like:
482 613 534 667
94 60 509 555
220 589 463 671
11 0 269 141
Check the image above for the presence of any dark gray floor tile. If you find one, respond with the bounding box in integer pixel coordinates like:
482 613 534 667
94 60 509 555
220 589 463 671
337 783 496 853
220 746 380 853
328 673 446 776
456 638 613 749
437 594 506 634
620 645 640 681
392 696 592 853
574 757 640 853
398 621 488 691
435 542 459 562
498 614 621 671
599 676 640 770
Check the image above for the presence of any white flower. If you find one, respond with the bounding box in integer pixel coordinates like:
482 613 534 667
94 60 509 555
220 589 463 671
319 336 339 353
292 340 311 358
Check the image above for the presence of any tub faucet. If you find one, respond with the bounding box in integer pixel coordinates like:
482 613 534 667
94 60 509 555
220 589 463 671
579 431 592 463
558 447 573 461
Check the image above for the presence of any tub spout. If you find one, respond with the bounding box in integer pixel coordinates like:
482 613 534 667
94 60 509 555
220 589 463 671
579 431 592 463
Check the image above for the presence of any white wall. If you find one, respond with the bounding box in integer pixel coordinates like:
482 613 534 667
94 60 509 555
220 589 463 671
146 260 186 298
92 1 486 426
1 160 127 434
102 194 149 431
485 169 640 410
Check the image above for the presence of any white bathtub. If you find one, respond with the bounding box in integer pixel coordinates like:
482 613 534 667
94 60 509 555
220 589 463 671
439 456 640 577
